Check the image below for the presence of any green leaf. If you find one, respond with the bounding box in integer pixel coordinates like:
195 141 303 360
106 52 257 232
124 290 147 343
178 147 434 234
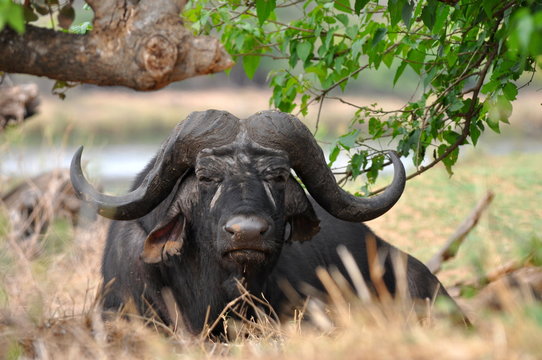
438 144 458 176
382 52 394 68
328 145 341 166
336 13 349 27
443 130 461 145
372 27 387 47
398 129 421 160
402 1 414 29
423 66 437 89
52 80 70 100
388 0 406 27
354 0 370 15
470 120 481 146
70 21 93 35
446 51 458 67
288 47 299 68
323 15 337 24
481 0 499 18
486 95 513 130
367 154 385 183
242 55 261 79
300 94 311 116
502 82 518 101
350 153 365 179
346 25 359 39
432 4 449 35
485 111 500 133
368 117 385 137
255 0 276 25
420 0 437 30
334 0 352 14
351 39 363 60
481 80 499 95
406 48 425 74
3 2 25 34
393 61 407 85
338 129 360 150
449 99 464 112
296 42 312 63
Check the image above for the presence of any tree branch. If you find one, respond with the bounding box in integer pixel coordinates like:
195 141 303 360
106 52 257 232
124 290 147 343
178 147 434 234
0 0 233 91
370 46 498 196
426 191 495 274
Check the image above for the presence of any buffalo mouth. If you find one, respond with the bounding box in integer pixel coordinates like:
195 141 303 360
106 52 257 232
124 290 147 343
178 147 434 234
223 248 269 264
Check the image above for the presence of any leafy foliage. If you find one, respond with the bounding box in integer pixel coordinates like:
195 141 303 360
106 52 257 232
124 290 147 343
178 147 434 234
184 0 542 191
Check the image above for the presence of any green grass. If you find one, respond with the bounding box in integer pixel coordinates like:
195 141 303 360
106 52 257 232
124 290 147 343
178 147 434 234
367 152 541 284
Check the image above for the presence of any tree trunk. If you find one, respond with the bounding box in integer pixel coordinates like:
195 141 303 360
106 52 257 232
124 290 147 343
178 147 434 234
0 0 233 91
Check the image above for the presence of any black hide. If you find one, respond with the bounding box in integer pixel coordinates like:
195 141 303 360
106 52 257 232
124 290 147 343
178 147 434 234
101 153 466 335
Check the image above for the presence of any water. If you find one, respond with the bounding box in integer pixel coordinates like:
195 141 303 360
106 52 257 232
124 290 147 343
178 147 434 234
1 144 157 185
1 143 356 192
2 136 541 190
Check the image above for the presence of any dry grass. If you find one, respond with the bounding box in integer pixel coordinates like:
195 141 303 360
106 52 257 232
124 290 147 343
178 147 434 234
1 234 541 360
1 89 541 359
1 153 541 359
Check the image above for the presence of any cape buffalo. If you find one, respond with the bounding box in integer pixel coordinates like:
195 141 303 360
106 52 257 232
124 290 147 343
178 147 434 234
71 110 467 334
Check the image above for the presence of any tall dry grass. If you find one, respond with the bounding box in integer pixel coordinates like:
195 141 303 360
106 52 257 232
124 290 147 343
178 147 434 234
1 90 541 359
1 198 541 359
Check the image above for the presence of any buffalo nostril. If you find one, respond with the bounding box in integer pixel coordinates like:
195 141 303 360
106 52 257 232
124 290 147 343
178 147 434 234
224 223 240 235
224 215 270 240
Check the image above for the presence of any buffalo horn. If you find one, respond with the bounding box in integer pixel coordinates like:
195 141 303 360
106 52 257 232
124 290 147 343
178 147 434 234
70 110 240 220
245 110 406 222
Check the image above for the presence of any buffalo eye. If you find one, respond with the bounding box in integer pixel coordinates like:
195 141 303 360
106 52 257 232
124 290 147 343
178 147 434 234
264 170 289 185
197 173 222 184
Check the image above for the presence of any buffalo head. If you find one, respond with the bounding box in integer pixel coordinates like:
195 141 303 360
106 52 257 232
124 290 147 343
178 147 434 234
70 110 405 302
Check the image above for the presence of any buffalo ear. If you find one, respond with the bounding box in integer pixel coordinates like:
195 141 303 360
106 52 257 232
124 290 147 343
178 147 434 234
285 177 320 242
141 215 186 264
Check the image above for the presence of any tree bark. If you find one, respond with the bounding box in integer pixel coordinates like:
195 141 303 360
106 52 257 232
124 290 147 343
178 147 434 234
0 0 233 91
